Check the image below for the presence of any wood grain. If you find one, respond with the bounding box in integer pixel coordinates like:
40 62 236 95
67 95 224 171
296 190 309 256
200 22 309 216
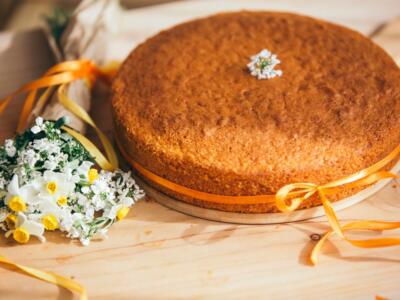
0 1 400 299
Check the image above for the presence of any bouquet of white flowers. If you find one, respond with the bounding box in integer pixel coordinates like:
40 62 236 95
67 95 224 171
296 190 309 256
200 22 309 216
0 117 144 245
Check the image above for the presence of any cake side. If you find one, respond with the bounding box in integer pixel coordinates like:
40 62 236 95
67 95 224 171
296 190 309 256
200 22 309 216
112 11 400 213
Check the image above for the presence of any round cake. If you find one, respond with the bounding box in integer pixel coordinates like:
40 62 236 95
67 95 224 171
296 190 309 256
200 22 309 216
112 11 400 213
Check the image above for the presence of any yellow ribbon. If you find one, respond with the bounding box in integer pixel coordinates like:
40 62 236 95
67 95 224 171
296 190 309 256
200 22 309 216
0 254 87 300
274 146 400 263
57 85 118 171
311 220 400 265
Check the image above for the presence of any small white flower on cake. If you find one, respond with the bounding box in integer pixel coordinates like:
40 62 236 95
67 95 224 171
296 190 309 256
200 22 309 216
248 49 283 80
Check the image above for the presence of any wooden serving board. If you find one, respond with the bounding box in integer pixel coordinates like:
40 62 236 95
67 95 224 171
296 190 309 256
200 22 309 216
1 1 400 300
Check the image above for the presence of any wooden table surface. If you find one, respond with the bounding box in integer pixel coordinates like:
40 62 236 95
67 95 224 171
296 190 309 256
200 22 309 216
1 1 400 299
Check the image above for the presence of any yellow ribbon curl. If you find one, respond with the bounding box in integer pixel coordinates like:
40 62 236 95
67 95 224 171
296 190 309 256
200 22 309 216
0 254 87 300
275 145 400 264
58 85 118 171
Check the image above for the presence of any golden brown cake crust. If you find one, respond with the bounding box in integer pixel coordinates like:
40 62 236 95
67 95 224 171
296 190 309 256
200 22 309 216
112 11 400 213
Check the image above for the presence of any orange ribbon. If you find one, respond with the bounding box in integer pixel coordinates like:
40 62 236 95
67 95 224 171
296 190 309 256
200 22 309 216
117 134 400 265
0 60 114 133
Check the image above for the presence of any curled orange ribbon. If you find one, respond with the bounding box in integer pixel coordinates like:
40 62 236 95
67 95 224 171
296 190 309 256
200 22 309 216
0 60 96 132
0 60 115 132
117 136 400 265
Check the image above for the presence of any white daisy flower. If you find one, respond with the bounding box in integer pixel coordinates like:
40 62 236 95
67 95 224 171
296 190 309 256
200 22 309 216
76 161 94 178
105 203 131 221
38 199 66 231
248 49 283 80
68 160 99 186
5 213 45 243
5 175 39 213
36 171 75 206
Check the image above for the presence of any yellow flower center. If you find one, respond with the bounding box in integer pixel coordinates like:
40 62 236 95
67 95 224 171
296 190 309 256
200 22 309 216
116 207 130 221
13 227 30 244
57 196 68 206
8 196 27 212
42 214 59 231
46 181 58 195
88 168 99 184
5 214 17 228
